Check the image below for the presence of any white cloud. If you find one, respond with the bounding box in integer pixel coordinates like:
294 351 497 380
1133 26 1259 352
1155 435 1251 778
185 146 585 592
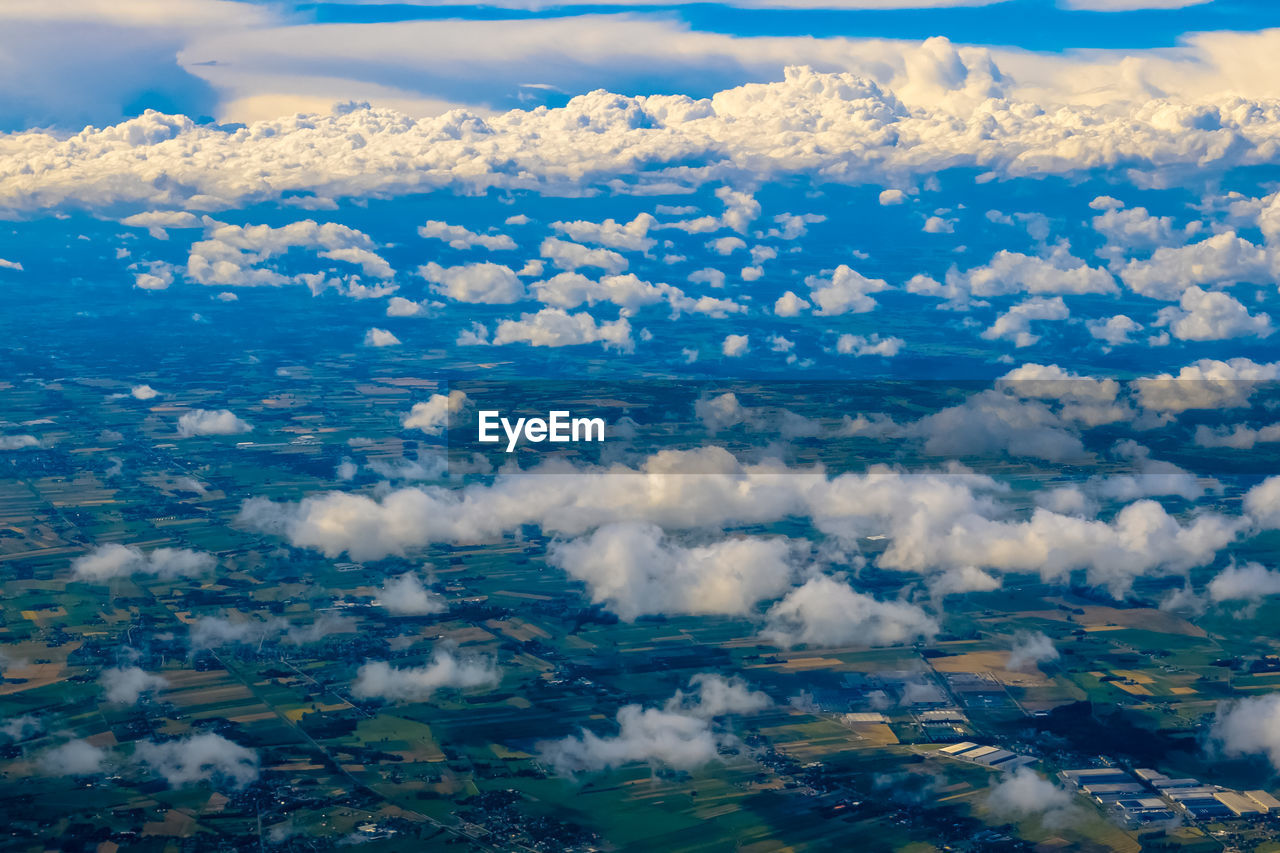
986 767 1077 829
187 219 392 287
762 576 938 648
375 572 446 615
773 290 810 317
1195 422 1280 450
402 390 469 436
551 213 656 252
807 265 890 315
0 434 40 450
41 740 108 776
488 308 634 351
130 383 160 400
541 237 627 273
363 327 402 347
418 220 516 250
980 296 1069 347
1208 562 1280 603
879 189 907 205
72 543 215 582
101 666 168 704
913 244 1114 306
1154 286 1272 341
1211 693 1280 770
352 648 500 701
1087 314 1142 347
548 523 795 620
1120 232 1273 300
1006 630 1059 670
835 334 903 357
722 334 750 357
1245 476 1280 529
418 261 525 304
538 673 767 775
1135 358 1280 413
135 733 258 788
177 408 252 436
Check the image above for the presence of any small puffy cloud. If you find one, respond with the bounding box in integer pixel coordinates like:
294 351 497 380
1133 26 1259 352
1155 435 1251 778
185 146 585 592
548 523 795 621
986 767 1077 828
41 740 108 776
402 390 469 436
541 237 627 273
879 189 907 205
130 384 159 400
766 212 825 240
120 210 201 239
1007 630 1059 670
375 572 446 615
762 576 939 648
836 334 903 357
722 334 749 357
418 261 525 304
923 215 955 233
1135 358 1280 413
0 715 41 741
133 262 173 290
1245 476 1280 529
386 296 433 317
1087 314 1142 347
352 647 500 701
72 543 215 582
928 565 1001 598
177 408 252 437
1211 693 1280 770
489 308 633 351
101 666 168 704
418 220 516 251
912 244 1115 306
135 733 259 788
688 268 725 288
807 265 889 315
551 213 655 252
363 327 402 347
707 236 747 256
1120 231 1271 300
773 290 810 317
1195 422 1280 449
1208 562 1280 603
531 272 667 315
538 673 768 775
0 434 40 450
981 296 1069 347
1154 286 1272 341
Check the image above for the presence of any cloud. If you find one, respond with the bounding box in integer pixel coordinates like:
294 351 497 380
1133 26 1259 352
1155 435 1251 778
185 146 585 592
488 308 634 351
1007 630 1059 670
548 523 795 621
1120 232 1273 300
980 296 1069 348
363 327 401 347
177 408 252 437
0 435 40 450
418 261 525 304
1207 562 1280 603
1154 286 1272 341
187 219 393 287
722 334 749 357
538 673 768 775
1135 358 1280 413
986 767 1077 828
135 733 259 788
100 666 169 704
41 740 108 776
0 715 41 741
72 543 215 582
130 383 159 400
351 647 500 701
418 220 516 251
1245 476 1280 529
836 334 903 357
1196 422 1280 450
401 390 469 436
551 214 656 252
806 265 890 315
1211 693 1280 770
1087 314 1142 347
541 238 627 274
761 576 939 648
910 244 1115 306
375 572 446 615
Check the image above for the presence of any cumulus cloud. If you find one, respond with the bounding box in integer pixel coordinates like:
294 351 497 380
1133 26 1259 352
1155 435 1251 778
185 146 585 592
418 261 525 304
100 666 169 704
0 434 40 450
1006 630 1059 670
1207 562 1280 603
722 334 749 357
761 576 939 648
806 265 890 315
1135 358 1280 413
72 543 215 582
1120 232 1273 300
130 383 159 400
1211 693 1280 770
401 390 469 436
980 296 1069 348
1245 476 1280 529
177 408 251 437
41 740 108 776
541 238 627 274
549 523 795 621
363 327 402 347
1154 286 1272 341
551 214 656 252
986 767 1077 828
836 333 903 357
487 308 633 351
351 647 500 701
187 219 393 287
135 733 259 788
418 220 516 251
538 673 768 775
375 572 446 615
1196 422 1280 449
911 244 1114 306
